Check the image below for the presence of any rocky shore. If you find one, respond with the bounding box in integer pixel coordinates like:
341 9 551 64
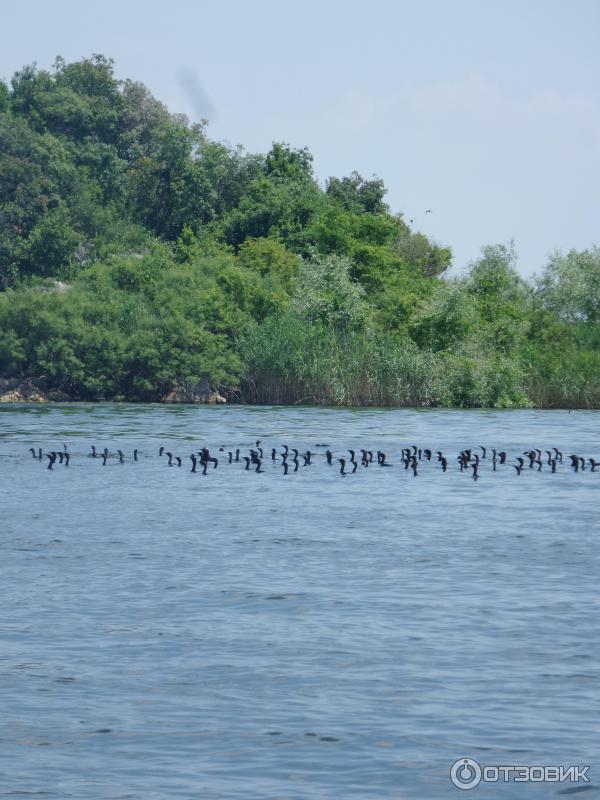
0 378 227 404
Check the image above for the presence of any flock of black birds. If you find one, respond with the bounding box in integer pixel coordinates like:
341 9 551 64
28 441 599 480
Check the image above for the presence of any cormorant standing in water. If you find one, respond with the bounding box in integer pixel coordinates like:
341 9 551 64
235 448 240 462
440 456 448 472
590 458 598 472
117 449 124 463
256 441 263 459
411 458 418 477
243 456 251 470
550 458 557 473
175 456 182 467
271 448 277 461
64 452 70 467
479 446 486 459
102 451 108 466
471 463 479 480
133 449 138 462
338 458 347 475
228 451 233 464
513 458 523 475
499 451 507 464
326 450 333 466
29 447 36 459
46 452 56 470
201 448 218 469
282 461 289 475
166 452 174 466
190 454 197 473
159 446 164 457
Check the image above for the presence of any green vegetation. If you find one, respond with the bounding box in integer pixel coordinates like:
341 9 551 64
1 56 599 407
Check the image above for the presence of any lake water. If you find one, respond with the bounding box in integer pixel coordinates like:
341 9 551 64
1 404 599 799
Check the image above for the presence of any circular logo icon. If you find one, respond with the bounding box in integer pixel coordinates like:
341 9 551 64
450 758 482 790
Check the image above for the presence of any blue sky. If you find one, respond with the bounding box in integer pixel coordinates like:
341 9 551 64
2 0 599 276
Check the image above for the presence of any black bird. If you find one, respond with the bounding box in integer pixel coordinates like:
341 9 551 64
228 451 233 464
338 458 347 475
282 462 289 475
499 451 507 464
46 452 56 470
471 463 479 480
29 447 36 459
513 461 523 475
271 448 277 461
590 458 598 472
159 446 164 457
479 446 486 459
440 456 448 472
117 449 124 463
379 452 392 466
235 448 240 462
243 457 251 471
190 454 197 473
133 449 138 462
411 459 418 477
64 452 70 467
326 450 333 466
553 447 563 462
175 456 182 467
102 451 108 466
255 458 263 473
166 452 174 466
57 451 65 464
201 448 218 469
550 458 557 473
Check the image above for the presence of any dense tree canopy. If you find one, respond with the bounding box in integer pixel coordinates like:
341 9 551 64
0 55 598 406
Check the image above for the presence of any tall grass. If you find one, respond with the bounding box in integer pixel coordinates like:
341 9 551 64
525 349 600 408
237 316 530 407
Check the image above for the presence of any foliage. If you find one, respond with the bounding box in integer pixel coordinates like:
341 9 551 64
0 54 598 406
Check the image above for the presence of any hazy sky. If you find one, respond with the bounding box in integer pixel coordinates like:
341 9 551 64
2 0 599 276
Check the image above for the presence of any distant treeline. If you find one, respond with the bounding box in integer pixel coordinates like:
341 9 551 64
1 55 599 407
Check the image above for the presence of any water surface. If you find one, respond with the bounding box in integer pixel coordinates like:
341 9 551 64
1 404 599 798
